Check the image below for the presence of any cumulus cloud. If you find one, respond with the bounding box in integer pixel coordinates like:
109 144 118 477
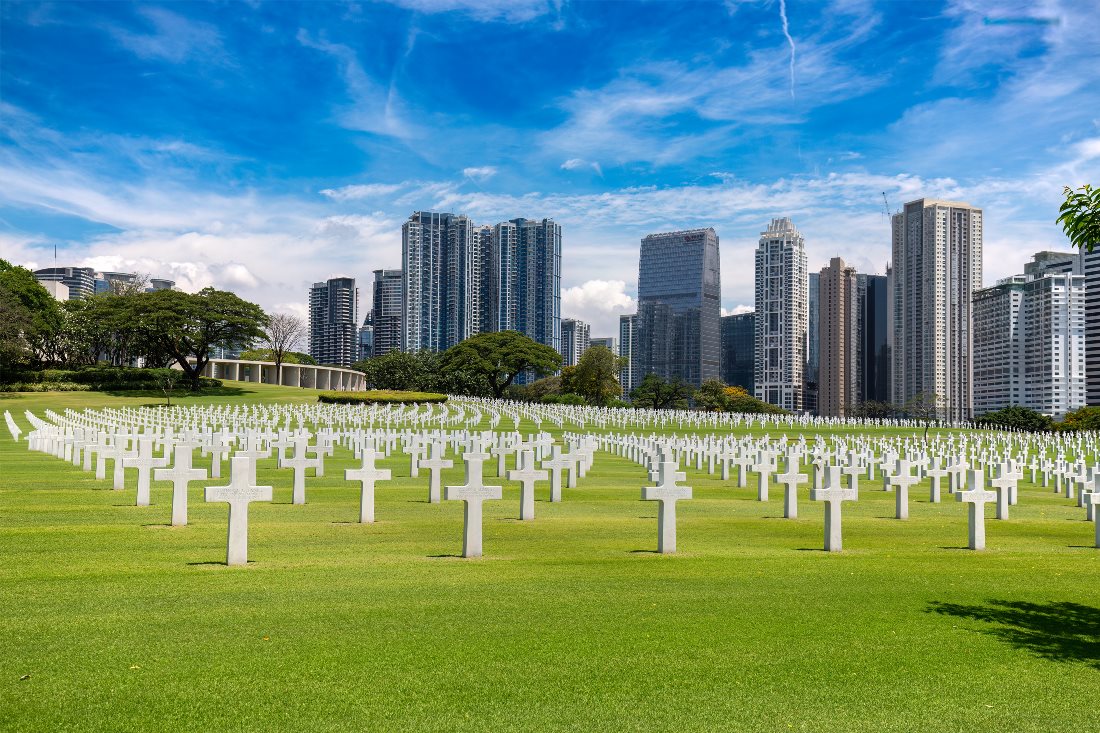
562 279 636 337
462 166 497 182
320 183 405 201
722 304 754 316
560 158 603 176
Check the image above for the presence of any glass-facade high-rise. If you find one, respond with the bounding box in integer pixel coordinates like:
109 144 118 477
33 267 96 300
861 274 891 404
402 211 560 354
636 228 721 387
371 269 403 358
560 318 591 366
309 277 358 367
619 314 638 396
720 312 755 391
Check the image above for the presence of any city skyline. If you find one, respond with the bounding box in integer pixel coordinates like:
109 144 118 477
2 1 1099 338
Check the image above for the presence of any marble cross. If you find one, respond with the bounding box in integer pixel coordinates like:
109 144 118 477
419 442 453 504
956 470 997 550
204 456 273 566
926 459 948 503
281 437 322 505
444 451 503 558
542 445 573 503
989 471 1014 521
344 447 392 523
641 461 692 554
889 460 921 520
1084 491 1100 548
124 438 169 507
153 446 207 526
809 466 857 552
507 449 548 521
775 461 808 519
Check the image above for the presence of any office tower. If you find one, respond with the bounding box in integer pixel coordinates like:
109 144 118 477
754 218 808 411
148 278 175 291
309 277 358 367
560 318 591 366
891 198 983 420
402 211 560 354
861 274 891 404
590 336 617 353
818 257 858 417
93 271 175 294
720 312 755 391
635 228 721 387
364 326 381 363
371 269 403 358
805 272 820 414
973 252 1085 419
619 314 638 396
33 267 95 300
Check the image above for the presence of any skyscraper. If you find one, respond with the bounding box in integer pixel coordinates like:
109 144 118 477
635 228 721 387
891 199 982 420
818 257 858 417
619 314 638 396
805 271 820 415
861 274 891 405
560 318 591 366
402 211 560 354
371 269 403 358
1078 249 1100 405
754 217 808 412
973 252 1085 419
309 277 358 367
720 312 755 391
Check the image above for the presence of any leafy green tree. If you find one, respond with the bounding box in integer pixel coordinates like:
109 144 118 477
853 400 897 419
239 348 315 365
1059 405 1100 431
353 351 426 391
696 379 731 411
441 331 561 398
903 391 942 442
568 345 624 405
630 373 694 409
0 285 34 378
0 259 64 366
133 288 268 390
973 406 1053 432
1058 184 1100 251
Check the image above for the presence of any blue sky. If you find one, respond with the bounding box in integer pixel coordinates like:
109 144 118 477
2 0 1099 335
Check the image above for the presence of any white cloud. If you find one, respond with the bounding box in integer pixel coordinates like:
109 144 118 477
383 0 558 23
320 183 406 201
462 166 497 182
560 158 603 176
722 305 754 316
108 7 227 64
562 279 636 337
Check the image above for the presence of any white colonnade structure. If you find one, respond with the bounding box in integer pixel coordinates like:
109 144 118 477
183 358 366 391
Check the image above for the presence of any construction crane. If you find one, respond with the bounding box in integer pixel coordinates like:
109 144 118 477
882 192 890 218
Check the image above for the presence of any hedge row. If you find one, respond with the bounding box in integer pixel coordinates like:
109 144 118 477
0 367 220 392
318 390 448 405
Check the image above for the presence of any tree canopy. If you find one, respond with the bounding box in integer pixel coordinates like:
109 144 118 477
973 405 1053 432
440 331 561 398
561 345 623 406
630 373 694 409
1058 184 1100 252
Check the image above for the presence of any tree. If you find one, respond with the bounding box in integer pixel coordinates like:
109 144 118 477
354 351 428 391
568 345 624 405
973 406 1053 432
260 313 305 372
239 348 315 365
853 400 897 419
630 373 694 409
0 285 33 379
440 331 561 398
107 272 151 296
723 385 788 415
1059 405 1100 431
1058 184 1100 252
903 391 942 442
0 260 64 366
134 288 268 390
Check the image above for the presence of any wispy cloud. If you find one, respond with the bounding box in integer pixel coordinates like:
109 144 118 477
462 166 497 182
560 158 602 176
108 6 227 65
778 0 796 97
383 0 559 24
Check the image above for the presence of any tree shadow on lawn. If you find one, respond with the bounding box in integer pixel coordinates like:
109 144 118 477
928 600 1100 669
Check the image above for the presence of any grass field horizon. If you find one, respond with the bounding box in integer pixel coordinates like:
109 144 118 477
2 383 1098 731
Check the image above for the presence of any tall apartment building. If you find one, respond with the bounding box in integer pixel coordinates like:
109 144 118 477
754 217 808 412
402 211 561 354
818 257 858 417
862 274 891 404
720 312 755 391
309 277 358 367
973 252 1085 419
33 267 96 300
371 269 403 358
590 336 617 353
560 318 591 366
619 314 638 396
891 199 983 420
635 228 721 387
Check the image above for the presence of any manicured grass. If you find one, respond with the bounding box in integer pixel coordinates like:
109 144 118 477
1 386 1097 731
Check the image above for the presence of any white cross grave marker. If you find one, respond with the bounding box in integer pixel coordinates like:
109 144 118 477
420 442 453 504
345 448 392 523
124 438 169 507
641 461 692 554
507 449 548 521
204 456 273 566
809 466 857 552
956 470 997 551
444 451 503 558
153 446 207 526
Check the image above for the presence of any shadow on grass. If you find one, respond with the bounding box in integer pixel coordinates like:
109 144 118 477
928 600 1100 669
100 386 252 404
628 549 661 554
427 553 463 559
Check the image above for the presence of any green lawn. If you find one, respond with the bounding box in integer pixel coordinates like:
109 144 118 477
1 385 1097 731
